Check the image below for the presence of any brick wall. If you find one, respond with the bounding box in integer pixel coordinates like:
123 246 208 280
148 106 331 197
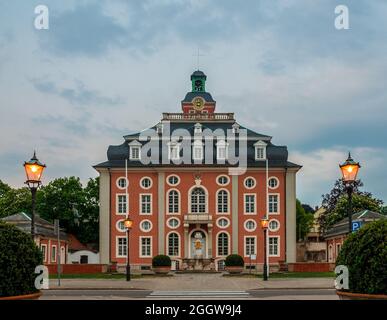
287 262 335 272
46 264 108 274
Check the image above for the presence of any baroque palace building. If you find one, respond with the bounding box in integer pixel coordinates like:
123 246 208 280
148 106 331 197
94 70 301 272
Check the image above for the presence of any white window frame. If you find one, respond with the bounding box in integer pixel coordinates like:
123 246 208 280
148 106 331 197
139 236 152 258
139 193 152 215
268 193 280 215
51 245 57 263
168 142 180 161
216 217 230 229
268 219 280 232
269 236 280 257
129 140 142 160
167 232 180 257
166 188 180 215
216 188 230 214
116 177 128 190
244 193 256 215
216 139 228 161
189 186 208 214
328 244 333 262
116 193 128 215
192 141 204 161
116 219 126 233
244 176 256 189
166 217 181 229
244 219 257 232
254 140 267 160
216 174 230 186
40 244 47 263
139 219 153 233
116 236 127 258
166 174 180 186
268 176 279 190
140 176 153 190
216 232 230 257
244 236 257 257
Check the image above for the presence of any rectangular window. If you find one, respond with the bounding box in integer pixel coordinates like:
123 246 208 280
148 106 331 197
217 191 229 213
193 146 203 160
255 147 266 160
140 194 152 214
217 146 227 160
130 146 140 160
169 145 179 160
245 237 256 257
140 237 152 257
117 237 127 257
117 194 128 214
269 194 279 214
168 191 179 214
51 245 57 263
269 237 279 256
40 245 47 262
244 194 256 214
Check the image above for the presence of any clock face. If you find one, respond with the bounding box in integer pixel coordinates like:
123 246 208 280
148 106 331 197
193 97 205 111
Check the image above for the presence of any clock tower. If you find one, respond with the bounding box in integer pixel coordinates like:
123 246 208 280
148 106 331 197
181 70 216 114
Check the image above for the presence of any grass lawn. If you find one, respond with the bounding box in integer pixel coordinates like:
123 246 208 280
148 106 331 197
224 272 335 278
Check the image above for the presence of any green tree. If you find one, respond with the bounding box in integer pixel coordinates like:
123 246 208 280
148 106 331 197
0 186 32 218
319 179 383 232
296 199 314 241
381 206 387 215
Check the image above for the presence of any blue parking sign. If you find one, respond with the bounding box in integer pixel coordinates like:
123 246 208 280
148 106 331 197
352 221 362 232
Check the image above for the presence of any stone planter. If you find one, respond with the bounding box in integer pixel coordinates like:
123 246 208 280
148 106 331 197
0 291 42 300
225 266 244 274
336 290 387 300
153 266 171 274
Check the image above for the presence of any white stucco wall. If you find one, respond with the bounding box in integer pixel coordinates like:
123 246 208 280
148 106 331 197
68 250 100 264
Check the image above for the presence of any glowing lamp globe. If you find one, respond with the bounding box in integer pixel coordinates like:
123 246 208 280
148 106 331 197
340 153 360 183
24 151 46 187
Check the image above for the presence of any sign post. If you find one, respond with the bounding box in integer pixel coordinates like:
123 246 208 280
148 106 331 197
54 219 61 287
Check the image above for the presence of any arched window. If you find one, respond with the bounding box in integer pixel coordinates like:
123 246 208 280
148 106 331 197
217 232 229 256
191 187 206 213
217 190 229 213
168 190 179 214
168 233 179 256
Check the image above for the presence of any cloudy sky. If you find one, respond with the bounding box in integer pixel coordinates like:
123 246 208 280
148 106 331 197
1 0 386 207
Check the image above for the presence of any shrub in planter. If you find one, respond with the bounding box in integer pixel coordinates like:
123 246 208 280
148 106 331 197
336 219 387 295
152 255 171 274
225 254 244 267
0 221 43 297
225 254 244 274
152 255 172 267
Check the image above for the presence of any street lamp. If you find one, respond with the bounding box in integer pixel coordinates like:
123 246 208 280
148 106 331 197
24 151 46 240
124 217 133 281
260 217 269 281
339 152 361 234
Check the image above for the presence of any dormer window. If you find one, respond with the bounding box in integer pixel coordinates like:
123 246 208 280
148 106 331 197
216 139 228 161
232 123 240 134
194 123 202 134
168 142 180 161
192 140 203 161
129 140 141 160
254 140 267 160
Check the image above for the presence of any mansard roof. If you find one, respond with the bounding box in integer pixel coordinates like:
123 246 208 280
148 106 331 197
94 119 301 170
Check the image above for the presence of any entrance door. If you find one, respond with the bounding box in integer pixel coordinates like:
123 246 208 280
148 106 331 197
190 231 206 258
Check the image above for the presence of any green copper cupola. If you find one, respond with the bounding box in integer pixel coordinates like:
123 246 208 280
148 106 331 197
191 70 207 92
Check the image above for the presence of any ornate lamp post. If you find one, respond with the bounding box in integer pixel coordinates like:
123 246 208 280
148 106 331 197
124 217 133 281
24 151 46 240
260 217 269 281
339 152 361 234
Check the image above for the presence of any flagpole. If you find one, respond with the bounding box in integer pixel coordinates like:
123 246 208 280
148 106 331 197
125 158 128 268
266 157 269 279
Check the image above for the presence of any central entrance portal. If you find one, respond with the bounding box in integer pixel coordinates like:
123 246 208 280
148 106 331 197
190 230 206 259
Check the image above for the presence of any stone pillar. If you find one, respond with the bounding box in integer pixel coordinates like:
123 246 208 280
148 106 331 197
286 169 297 263
158 172 165 254
184 224 189 258
99 169 110 264
232 175 239 253
207 223 213 258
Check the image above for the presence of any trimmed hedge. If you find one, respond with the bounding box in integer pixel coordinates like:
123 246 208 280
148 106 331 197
336 219 387 294
0 221 43 297
152 255 171 267
225 254 244 267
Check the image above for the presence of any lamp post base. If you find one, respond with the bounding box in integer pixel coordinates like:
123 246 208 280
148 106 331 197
126 265 131 281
